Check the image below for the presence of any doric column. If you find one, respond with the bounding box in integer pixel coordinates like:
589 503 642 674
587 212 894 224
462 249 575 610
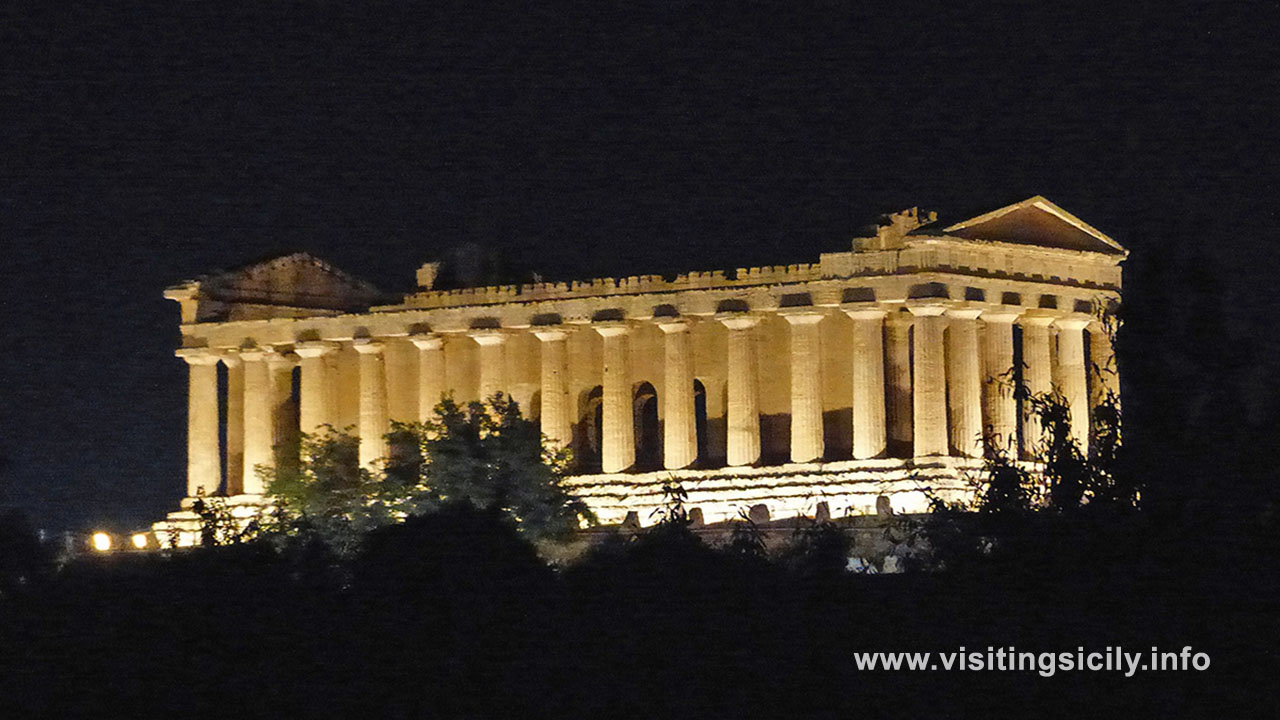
980 311 1020 456
845 307 887 459
177 348 221 497
265 351 299 490
781 310 825 463
533 328 572 449
595 323 634 473
411 334 445 423
946 308 984 458
1089 322 1119 408
657 320 697 469
470 330 507 402
884 312 914 456
1019 314 1055 458
295 341 339 436
239 349 274 491
908 303 948 457
353 340 388 469
720 315 762 467
222 352 245 495
1054 316 1091 450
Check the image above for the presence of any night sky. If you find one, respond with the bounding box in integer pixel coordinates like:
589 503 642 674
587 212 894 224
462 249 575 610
2 3 1277 534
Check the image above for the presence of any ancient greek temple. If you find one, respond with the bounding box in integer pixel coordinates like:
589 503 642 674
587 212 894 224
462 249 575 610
156 196 1124 539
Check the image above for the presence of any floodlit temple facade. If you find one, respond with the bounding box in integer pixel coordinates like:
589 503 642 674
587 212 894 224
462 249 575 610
156 197 1125 541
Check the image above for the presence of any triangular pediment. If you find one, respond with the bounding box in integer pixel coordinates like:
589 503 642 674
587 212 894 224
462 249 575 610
942 196 1126 255
200 252 386 312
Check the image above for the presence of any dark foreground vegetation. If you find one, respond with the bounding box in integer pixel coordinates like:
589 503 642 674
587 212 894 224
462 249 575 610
2 253 1279 718
0 503 1276 718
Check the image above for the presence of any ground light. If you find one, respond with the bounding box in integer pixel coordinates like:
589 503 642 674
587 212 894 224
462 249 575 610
91 532 112 552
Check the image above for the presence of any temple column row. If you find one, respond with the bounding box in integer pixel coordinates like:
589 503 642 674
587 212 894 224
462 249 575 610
180 305 1115 494
178 347 297 498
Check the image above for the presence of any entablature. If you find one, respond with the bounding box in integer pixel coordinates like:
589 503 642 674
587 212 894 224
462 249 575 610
177 269 1120 351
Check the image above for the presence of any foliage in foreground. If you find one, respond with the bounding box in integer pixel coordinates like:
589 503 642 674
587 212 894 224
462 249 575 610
918 372 1137 571
257 393 593 554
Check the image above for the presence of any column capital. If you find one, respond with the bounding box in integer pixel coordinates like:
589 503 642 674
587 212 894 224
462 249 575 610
352 339 386 354
777 308 826 325
220 350 243 369
237 347 280 363
1052 314 1092 331
979 309 1022 324
593 321 632 338
1018 311 1058 328
295 340 341 358
655 318 692 334
468 329 508 346
841 303 888 321
532 326 572 342
905 301 949 318
409 333 444 351
717 313 761 330
944 307 984 321
176 347 221 366
264 350 298 370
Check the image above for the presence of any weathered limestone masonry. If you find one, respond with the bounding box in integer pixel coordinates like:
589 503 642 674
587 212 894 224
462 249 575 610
155 197 1126 545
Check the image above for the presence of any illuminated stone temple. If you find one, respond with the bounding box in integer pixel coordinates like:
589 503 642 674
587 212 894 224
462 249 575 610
155 197 1125 543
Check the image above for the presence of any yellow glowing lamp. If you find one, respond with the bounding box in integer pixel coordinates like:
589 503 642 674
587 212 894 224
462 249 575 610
91 532 112 552
131 533 148 550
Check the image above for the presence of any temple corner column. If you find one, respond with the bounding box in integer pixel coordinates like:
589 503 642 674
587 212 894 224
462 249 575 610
1053 315 1091 451
177 348 222 498
1089 320 1120 410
